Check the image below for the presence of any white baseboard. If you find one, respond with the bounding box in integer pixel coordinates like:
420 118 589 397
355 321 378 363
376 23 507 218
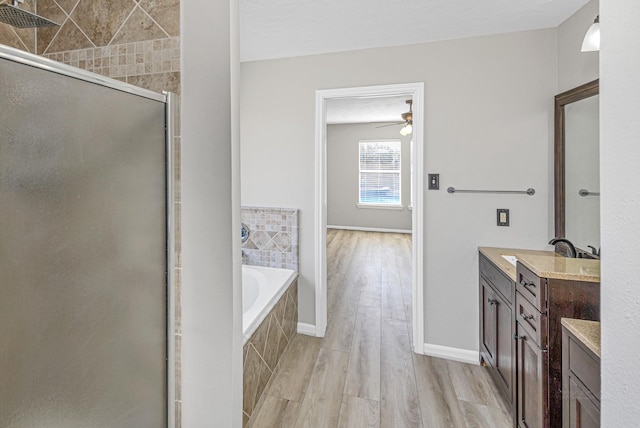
297 322 316 336
423 343 480 365
327 225 411 234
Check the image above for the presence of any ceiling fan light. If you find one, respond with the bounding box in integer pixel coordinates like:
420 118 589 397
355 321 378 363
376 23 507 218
400 123 413 136
581 15 600 52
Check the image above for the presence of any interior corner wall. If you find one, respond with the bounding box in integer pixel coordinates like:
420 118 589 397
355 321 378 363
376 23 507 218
327 123 412 232
600 0 640 425
241 28 557 352
557 0 600 93
181 0 239 425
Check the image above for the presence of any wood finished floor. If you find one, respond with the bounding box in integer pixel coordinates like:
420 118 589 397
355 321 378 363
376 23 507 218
249 230 511 428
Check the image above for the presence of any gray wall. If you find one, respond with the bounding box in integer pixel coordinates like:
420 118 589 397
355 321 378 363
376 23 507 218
241 28 557 352
558 0 600 93
600 0 640 425
327 123 412 231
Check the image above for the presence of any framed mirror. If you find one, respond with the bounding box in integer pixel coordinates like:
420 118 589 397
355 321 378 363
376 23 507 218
554 79 599 257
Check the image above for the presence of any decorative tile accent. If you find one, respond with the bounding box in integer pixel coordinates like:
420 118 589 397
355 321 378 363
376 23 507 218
241 207 298 271
243 280 298 425
42 36 180 81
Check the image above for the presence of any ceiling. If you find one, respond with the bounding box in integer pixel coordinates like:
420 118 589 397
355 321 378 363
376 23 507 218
326 96 411 125
240 0 590 62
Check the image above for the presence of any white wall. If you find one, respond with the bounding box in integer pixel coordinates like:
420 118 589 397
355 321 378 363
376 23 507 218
558 0 600 93
600 0 640 425
181 0 241 425
241 29 557 352
327 123 412 231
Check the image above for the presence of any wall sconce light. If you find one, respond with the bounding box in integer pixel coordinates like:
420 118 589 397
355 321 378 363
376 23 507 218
581 15 600 52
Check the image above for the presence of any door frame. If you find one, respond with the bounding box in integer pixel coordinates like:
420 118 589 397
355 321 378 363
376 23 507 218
314 82 425 354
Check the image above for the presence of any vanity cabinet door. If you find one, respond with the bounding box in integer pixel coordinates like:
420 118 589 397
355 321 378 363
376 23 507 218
481 279 497 365
567 377 600 428
495 291 514 398
516 322 548 428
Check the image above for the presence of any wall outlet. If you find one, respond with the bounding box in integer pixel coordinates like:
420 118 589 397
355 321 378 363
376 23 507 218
497 209 509 226
428 174 439 190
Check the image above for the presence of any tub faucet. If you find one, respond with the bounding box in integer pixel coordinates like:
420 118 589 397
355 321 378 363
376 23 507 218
549 237 577 258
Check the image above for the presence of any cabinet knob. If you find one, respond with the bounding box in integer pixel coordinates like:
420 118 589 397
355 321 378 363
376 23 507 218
522 314 535 320
513 334 524 340
487 298 498 305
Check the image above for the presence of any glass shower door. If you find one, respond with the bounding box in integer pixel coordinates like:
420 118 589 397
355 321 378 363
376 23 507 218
0 54 168 427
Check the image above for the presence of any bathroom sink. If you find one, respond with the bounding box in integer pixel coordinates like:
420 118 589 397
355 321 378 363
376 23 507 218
501 255 518 266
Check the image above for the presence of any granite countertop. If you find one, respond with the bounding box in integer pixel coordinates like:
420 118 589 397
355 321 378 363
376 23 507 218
478 246 600 283
478 246 558 281
517 254 600 283
562 318 601 358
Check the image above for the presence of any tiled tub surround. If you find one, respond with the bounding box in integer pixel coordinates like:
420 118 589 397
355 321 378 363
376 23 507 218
243 276 298 427
241 207 299 271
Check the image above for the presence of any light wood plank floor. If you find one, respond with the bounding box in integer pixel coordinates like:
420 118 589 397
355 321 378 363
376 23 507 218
249 230 511 428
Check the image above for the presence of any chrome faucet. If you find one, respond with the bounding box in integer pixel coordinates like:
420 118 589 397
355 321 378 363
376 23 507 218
549 238 577 258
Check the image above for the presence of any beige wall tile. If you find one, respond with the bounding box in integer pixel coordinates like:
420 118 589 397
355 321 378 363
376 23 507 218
111 6 167 45
126 71 180 94
54 0 80 14
139 0 179 37
45 19 93 53
36 1 67 54
0 23 29 51
70 0 133 46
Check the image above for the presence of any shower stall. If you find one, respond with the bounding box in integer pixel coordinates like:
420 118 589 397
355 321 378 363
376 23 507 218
0 45 175 426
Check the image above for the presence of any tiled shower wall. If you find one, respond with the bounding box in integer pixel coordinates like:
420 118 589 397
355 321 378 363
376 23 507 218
241 207 299 271
0 0 180 93
0 0 182 424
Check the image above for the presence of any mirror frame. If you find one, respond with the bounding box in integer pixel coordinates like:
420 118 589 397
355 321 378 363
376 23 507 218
554 79 599 245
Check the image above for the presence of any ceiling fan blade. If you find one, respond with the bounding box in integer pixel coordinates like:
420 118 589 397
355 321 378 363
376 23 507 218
375 122 405 128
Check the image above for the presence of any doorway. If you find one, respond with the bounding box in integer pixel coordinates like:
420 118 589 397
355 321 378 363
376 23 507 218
314 83 425 354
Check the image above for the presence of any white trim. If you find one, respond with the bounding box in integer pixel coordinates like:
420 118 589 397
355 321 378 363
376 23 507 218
356 203 404 210
165 92 176 428
327 225 412 234
297 322 317 336
423 343 480 365
315 82 425 352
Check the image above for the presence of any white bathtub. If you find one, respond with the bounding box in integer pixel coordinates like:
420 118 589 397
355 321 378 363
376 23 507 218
242 265 298 344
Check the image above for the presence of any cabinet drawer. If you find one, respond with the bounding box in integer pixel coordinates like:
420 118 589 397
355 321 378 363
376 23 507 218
569 337 601 402
480 254 514 304
516 263 546 312
515 292 546 348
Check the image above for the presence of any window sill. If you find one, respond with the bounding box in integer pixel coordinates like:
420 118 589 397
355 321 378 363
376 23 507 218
356 204 404 210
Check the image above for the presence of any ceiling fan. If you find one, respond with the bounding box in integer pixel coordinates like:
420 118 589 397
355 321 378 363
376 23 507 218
377 99 413 136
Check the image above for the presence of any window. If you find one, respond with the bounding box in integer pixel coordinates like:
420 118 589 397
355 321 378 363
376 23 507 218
359 140 401 206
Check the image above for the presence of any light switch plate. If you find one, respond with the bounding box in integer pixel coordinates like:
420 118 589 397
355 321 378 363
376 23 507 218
428 174 439 190
497 209 509 226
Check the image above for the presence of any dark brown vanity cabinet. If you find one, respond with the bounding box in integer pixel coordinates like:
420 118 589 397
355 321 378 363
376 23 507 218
479 254 515 414
514 264 600 428
562 325 600 428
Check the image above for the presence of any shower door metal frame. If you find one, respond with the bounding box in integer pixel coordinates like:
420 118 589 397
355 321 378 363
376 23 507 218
0 44 176 428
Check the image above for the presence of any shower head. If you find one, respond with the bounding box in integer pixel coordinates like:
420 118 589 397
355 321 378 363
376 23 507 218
0 1 59 28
